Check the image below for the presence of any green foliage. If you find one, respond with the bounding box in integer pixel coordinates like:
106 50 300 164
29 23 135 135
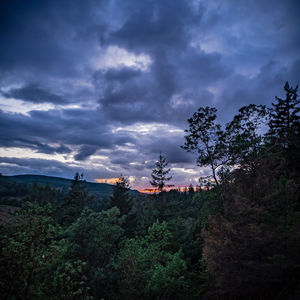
1 82 299 300
65 207 124 298
53 260 93 300
26 182 57 205
60 173 93 226
108 175 133 215
181 82 300 299
194 189 223 229
0 176 27 206
149 250 186 294
0 202 64 299
117 221 187 299
107 175 137 237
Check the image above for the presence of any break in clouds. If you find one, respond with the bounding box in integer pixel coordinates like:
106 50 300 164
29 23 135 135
0 0 299 189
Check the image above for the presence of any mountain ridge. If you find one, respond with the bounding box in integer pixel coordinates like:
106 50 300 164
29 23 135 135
0 174 141 197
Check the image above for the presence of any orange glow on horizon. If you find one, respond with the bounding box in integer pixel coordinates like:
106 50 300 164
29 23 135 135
138 188 158 194
95 178 119 184
138 186 199 194
95 178 200 193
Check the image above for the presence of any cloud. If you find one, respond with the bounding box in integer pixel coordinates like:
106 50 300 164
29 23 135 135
93 46 152 71
0 157 76 178
74 145 101 161
0 108 129 156
0 0 299 187
2 84 68 104
104 67 142 82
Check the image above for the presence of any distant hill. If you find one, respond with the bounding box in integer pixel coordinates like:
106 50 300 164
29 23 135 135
0 174 140 198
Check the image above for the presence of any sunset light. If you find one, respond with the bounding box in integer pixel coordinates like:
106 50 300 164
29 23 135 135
95 178 119 184
0 0 298 298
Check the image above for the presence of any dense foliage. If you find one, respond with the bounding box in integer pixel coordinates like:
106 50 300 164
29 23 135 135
0 82 299 299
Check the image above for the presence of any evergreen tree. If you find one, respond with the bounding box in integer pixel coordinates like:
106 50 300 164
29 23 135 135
108 175 133 215
61 173 92 226
108 175 137 237
267 82 300 182
25 182 57 206
267 82 300 150
150 153 173 192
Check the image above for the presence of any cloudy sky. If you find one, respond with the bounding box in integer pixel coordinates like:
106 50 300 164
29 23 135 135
0 0 299 190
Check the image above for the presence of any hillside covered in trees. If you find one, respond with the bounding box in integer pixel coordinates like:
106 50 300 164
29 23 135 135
0 83 300 299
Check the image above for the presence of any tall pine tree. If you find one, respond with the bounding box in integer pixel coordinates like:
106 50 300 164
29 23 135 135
61 173 92 226
267 82 300 181
267 82 300 150
150 153 172 192
108 175 133 215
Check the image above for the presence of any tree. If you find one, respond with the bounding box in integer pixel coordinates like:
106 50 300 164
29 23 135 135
182 107 227 196
53 260 92 300
108 175 132 215
0 202 64 299
267 82 300 150
267 82 300 181
150 153 173 192
65 207 124 298
117 221 186 300
61 173 93 226
25 182 57 206
188 184 195 198
225 104 267 169
201 170 300 299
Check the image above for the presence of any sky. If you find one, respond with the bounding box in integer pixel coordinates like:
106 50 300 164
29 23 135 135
0 0 299 190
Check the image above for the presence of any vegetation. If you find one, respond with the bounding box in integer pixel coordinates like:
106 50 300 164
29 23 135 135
0 82 299 299
150 153 173 192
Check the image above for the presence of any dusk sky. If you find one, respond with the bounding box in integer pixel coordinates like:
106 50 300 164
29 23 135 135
0 0 299 190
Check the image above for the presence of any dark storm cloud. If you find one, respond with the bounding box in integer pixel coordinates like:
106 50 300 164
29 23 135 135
0 157 68 171
0 0 299 186
0 0 109 74
103 126 195 173
2 84 68 104
109 0 200 50
28 142 72 155
74 145 102 161
144 138 194 165
104 67 142 82
217 59 300 123
0 156 117 182
0 108 134 158
96 0 232 125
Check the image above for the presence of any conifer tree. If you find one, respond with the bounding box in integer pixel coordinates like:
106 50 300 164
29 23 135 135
61 173 92 226
267 82 300 149
267 82 300 180
108 175 133 215
150 153 172 192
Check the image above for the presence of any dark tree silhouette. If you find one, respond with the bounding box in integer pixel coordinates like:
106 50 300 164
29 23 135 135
108 175 133 215
150 153 172 192
267 82 300 150
182 106 228 200
61 172 92 226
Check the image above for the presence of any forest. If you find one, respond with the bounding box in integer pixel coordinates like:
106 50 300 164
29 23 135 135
0 82 299 299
